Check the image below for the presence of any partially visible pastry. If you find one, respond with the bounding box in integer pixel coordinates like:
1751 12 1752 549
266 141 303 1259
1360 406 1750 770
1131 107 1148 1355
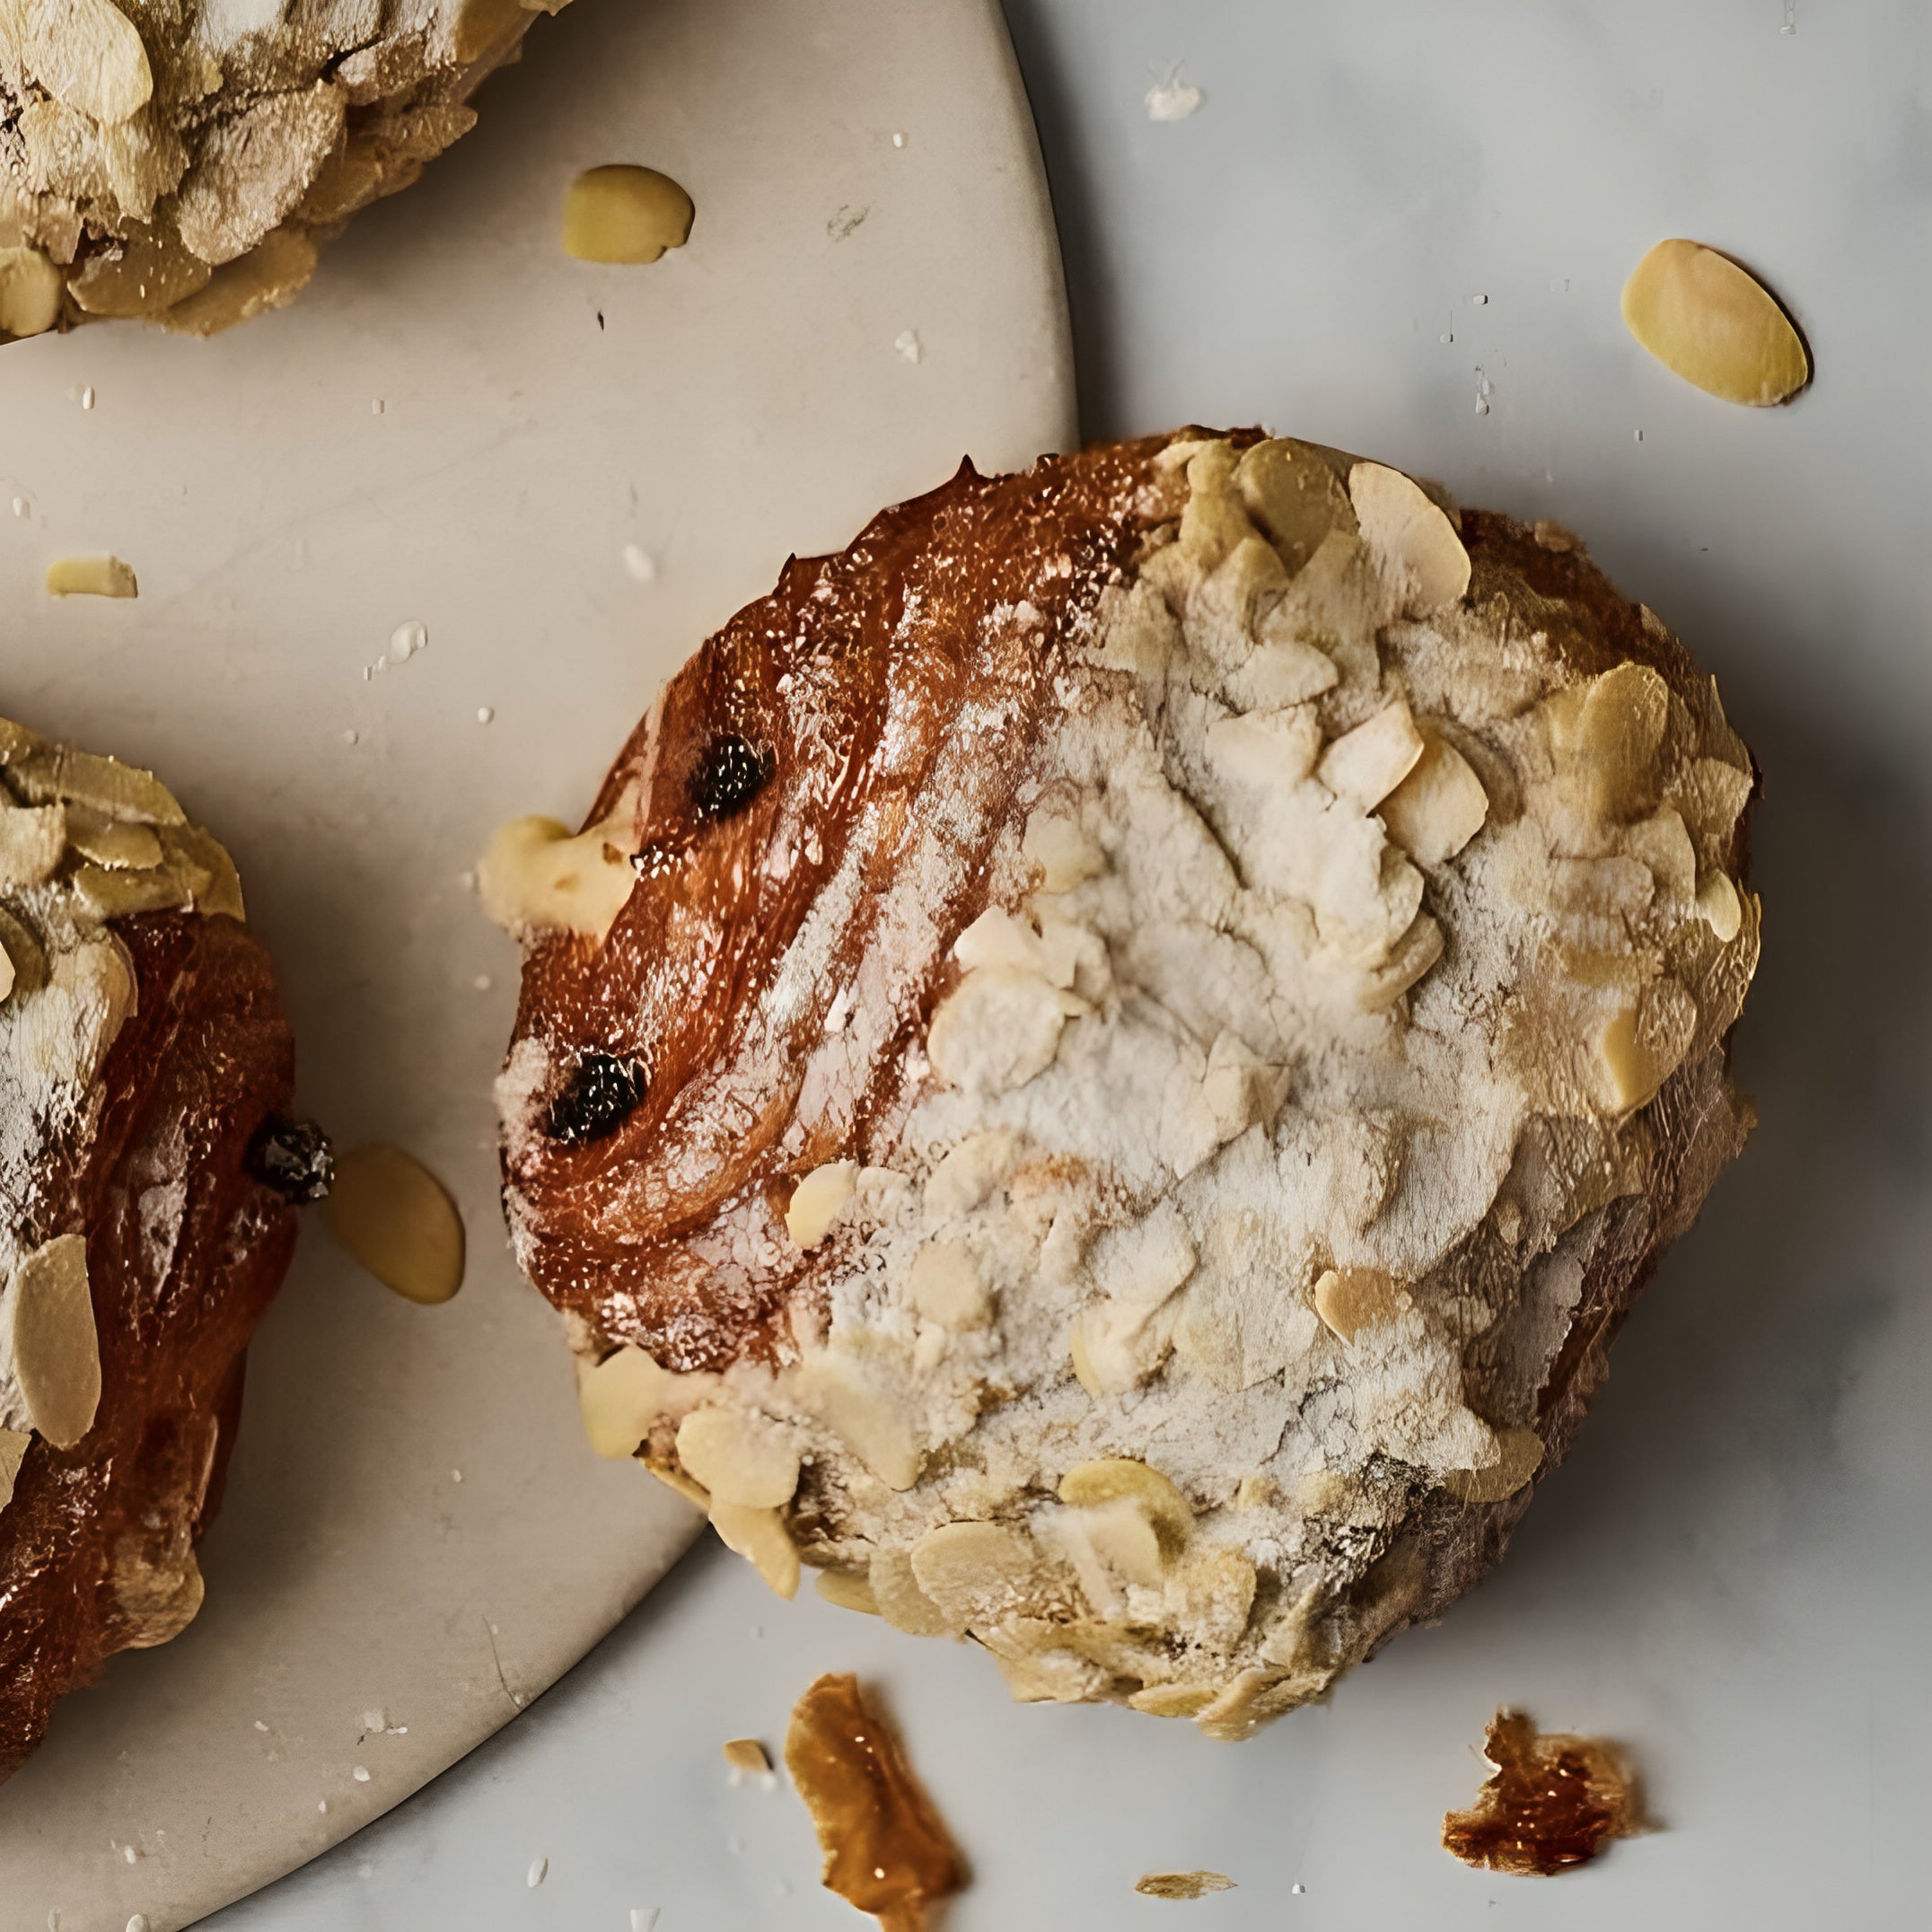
0 0 572 342
490 429 1760 1737
0 716 320 1781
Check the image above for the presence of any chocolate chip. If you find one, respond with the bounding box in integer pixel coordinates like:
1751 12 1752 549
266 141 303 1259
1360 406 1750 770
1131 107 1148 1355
690 733 773 820
249 1117 335 1203
548 1051 647 1147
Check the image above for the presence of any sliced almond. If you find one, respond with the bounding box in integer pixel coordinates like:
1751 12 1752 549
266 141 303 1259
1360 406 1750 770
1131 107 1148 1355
1128 1682 1217 1718
675 1405 801 1509
814 1568 881 1616
1317 697 1426 811
792 1348 921 1491
909 1520 1037 1625
1058 1457 1194 1552
925 963 1067 1096
562 165 695 265
1022 807 1104 891
1136 1872 1237 1901
71 863 192 919
869 1547 959 1636
155 224 320 338
709 1498 800 1599
1074 1498 1165 1588
1621 238 1810 407
0 246 64 339
322 1144 465 1304
46 556 138 600
579 1352 718 1453
1697 870 1743 943
1378 728 1489 865
68 230 213 318
1234 438 1357 574
1588 978 1697 1114
6 744 184 823
1313 1265 1404 1343
0 1427 29 1514
1442 1425 1545 1504
0 805 67 889
1348 461 1471 612
7 1233 101 1449
19 0 154 126
785 1161 856 1249
903 1240 993 1329
65 804 162 870
722 1737 771 1774
479 812 636 943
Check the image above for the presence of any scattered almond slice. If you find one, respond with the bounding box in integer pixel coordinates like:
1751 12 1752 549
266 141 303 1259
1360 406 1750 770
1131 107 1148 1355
479 812 637 942
0 806 67 889
0 1427 28 1514
1312 1266 1404 1342
562 165 695 265
1348 461 1471 612
322 1144 465 1304
722 1737 771 1775
786 1673 965 1932
675 1405 801 1508
7 1234 101 1449
709 1498 801 1599
815 1569 881 1615
17 0 154 125
0 247 64 340
46 557 138 600
1379 729 1489 865
785 1161 857 1249
1134 1871 1237 1900
1441 1426 1544 1503
1621 238 1809 406
1058 1457 1194 1552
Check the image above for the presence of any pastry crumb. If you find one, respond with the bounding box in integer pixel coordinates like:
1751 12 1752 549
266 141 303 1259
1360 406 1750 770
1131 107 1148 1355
1441 1708 1642 1875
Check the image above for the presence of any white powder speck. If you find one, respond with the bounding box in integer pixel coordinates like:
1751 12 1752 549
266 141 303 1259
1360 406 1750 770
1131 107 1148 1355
459 869 477 891
79 386 95 410
452 1463 466 1478
372 399 385 416
477 706 496 724
528 1856 549 1888
357 1863 374 1881
353 1766 371 1783
122 1846 137 1865
473 975 492 992
390 619 426 663
1293 1882 1306 1894
1634 428 1644 442
1470 292 1489 305
1439 332 1453 344
318 1800 328 1814
254 1720 268 1733
893 330 922 364
126 1918 146 1932
362 1709 386 1731
891 130 906 148
47 1911 59 1930
1549 277 1569 293
11 497 27 518
748 1625 764 1640
631 1910 660 1932
622 544 656 583
1145 68 1204 121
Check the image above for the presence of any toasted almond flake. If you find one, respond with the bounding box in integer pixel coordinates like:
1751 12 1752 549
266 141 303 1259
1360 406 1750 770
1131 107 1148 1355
0 247 64 339
46 556 138 600
1058 1457 1194 1551
785 1161 857 1248
1348 461 1471 611
6 1234 101 1449
722 1737 771 1774
478 812 636 941
1442 1426 1545 1504
676 1405 801 1508
814 1568 881 1616
562 165 694 264
20 0 153 125
322 1144 465 1304
1312 1266 1404 1343
0 807 65 889
1378 728 1489 865
709 1499 801 1599
1135 1870 1237 1900
0 1427 30 1514
1621 239 1809 406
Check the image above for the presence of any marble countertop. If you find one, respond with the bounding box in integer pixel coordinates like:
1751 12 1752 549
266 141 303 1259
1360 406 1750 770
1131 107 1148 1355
219 4 1932 1927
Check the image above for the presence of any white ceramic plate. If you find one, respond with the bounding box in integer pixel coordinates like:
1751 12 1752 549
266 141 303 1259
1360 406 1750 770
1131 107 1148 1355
0 2 1072 1924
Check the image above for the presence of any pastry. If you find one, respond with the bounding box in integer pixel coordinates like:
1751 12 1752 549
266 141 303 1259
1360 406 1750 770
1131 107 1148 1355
487 429 1760 1738
0 0 571 342
0 716 321 1782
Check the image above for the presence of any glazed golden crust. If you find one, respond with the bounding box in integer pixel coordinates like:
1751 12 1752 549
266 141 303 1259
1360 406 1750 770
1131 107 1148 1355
0 911 296 1781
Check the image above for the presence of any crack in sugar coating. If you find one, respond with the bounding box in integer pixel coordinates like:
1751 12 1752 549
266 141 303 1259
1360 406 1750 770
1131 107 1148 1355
496 432 1759 1736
